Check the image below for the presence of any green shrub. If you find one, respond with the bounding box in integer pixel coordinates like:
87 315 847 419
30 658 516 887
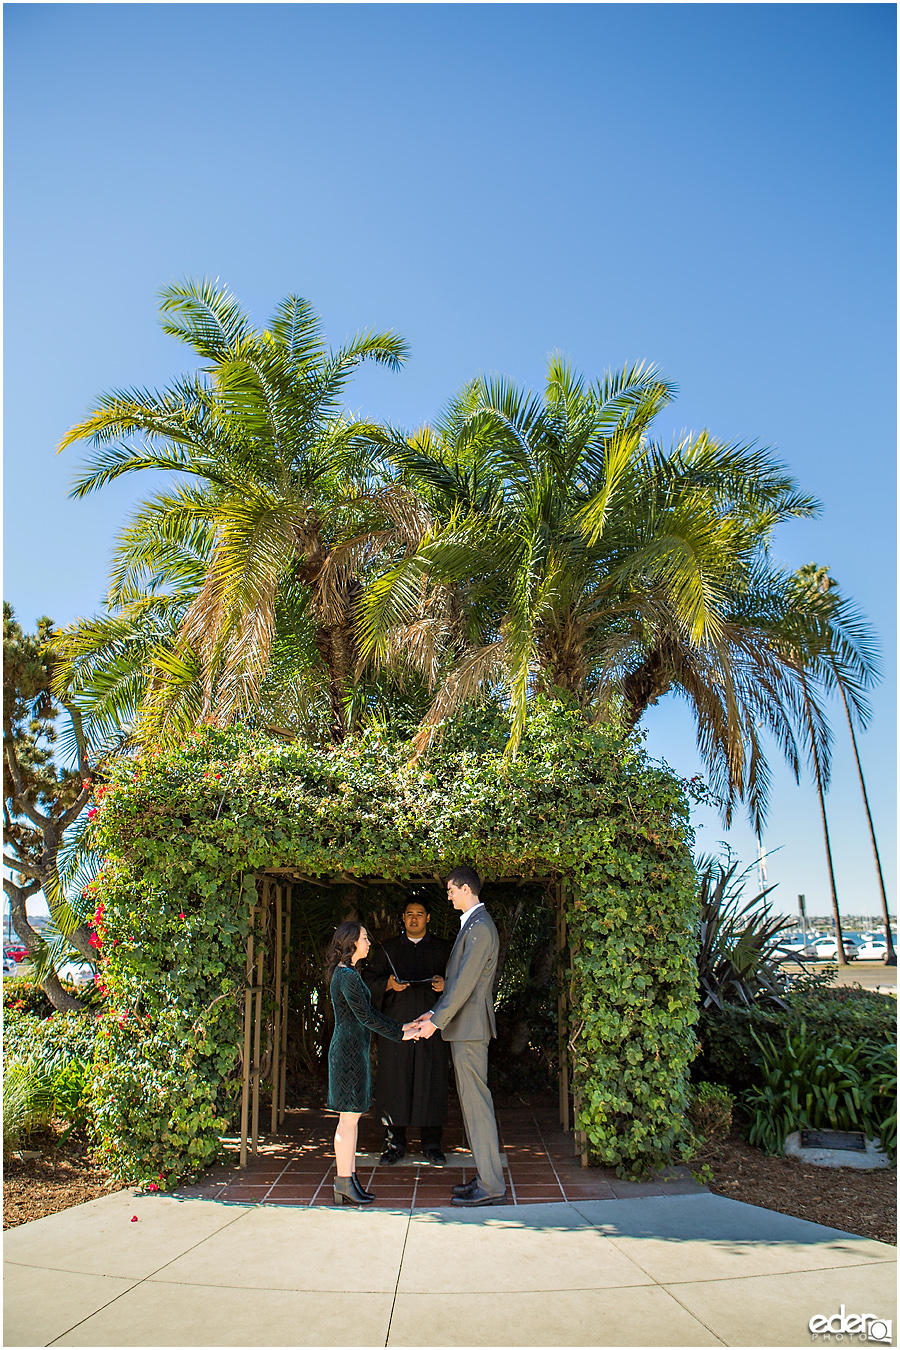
743 1023 895 1156
688 1081 735 1141
856 1041 897 1160
4 1010 99 1146
696 985 896 1094
790 982 897 1044
3 1009 97 1074
2 979 54 1018
3 1061 55 1156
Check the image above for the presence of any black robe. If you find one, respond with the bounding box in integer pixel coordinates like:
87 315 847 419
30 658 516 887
362 933 454 1128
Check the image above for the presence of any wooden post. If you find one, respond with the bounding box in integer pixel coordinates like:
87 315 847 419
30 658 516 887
556 880 569 1132
279 887 291 1126
271 884 283 1136
251 881 268 1156
239 888 256 1169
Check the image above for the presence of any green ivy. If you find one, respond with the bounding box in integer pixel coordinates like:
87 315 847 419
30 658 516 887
86 698 699 1185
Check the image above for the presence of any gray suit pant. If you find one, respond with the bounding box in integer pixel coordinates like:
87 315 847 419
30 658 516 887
451 1040 505 1197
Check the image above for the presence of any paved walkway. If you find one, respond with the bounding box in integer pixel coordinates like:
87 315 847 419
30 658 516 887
5 1188 895 1347
181 1102 707 1208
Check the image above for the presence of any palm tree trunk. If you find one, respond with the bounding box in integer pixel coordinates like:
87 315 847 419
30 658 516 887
621 648 671 728
837 684 896 965
802 675 848 965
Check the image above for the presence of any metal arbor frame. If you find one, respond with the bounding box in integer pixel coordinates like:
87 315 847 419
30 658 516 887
236 871 588 1168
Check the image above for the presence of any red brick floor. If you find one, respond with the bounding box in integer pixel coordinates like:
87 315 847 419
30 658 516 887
175 1102 702 1209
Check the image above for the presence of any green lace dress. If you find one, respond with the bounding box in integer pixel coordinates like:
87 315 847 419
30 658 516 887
327 964 404 1112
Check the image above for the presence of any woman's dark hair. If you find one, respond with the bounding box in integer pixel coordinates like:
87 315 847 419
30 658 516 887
324 921 363 980
447 865 481 895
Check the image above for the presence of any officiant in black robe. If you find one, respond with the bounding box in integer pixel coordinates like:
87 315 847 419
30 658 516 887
362 898 454 1164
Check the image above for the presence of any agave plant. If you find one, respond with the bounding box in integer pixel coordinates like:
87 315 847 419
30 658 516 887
696 855 793 1010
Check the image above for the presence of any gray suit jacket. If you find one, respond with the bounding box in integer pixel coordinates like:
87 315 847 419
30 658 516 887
429 907 498 1042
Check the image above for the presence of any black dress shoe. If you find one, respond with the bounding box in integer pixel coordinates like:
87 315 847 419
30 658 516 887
451 1185 507 1207
422 1147 446 1166
352 1173 375 1200
451 1177 479 1198
380 1144 406 1165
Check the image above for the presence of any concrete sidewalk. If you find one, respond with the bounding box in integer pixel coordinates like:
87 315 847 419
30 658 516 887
4 1189 896 1348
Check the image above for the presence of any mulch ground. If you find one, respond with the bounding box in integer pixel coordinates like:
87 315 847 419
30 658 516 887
3 1123 126 1229
691 1123 896 1246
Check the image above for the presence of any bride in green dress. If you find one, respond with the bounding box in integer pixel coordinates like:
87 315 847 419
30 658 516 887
325 921 419 1206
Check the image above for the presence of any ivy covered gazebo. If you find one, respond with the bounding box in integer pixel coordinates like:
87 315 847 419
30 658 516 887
85 700 700 1187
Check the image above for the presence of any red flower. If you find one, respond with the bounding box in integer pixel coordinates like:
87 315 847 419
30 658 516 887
178 912 185 921
87 808 98 820
131 1215 138 1222
89 933 101 948
147 1183 159 1192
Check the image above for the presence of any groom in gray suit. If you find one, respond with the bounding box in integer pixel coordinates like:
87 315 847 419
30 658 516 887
410 866 506 1206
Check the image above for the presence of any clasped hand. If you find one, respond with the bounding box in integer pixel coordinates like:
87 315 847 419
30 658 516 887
401 1012 437 1041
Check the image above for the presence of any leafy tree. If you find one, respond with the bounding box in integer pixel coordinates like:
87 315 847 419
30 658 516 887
3 605 98 1011
58 279 409 745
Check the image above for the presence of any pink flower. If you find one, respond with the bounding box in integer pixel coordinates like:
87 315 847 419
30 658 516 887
131 1215 138 1222
89 933 101 948
87 808 98 820
147 1183 159 1192
179 913 185 921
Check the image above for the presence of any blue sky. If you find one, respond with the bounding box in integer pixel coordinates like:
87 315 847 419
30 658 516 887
4 3 895 919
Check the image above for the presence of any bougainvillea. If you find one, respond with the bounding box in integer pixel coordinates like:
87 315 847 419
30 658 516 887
86 698 699 1186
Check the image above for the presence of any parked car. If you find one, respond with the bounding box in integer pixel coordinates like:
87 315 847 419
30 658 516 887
4 945 29 964
776 936 818 958
57 960 95 986
3 954 19 976
812 936 859 960
854 939 889 961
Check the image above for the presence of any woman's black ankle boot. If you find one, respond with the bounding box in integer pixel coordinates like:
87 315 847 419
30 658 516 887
333 1175 373 1206
352 1172 375 1200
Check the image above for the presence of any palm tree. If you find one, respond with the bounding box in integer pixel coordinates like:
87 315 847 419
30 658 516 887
359 358 835 829
59 279 409 744
839 680 895 964
800 663 848 964
790 565 891 965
